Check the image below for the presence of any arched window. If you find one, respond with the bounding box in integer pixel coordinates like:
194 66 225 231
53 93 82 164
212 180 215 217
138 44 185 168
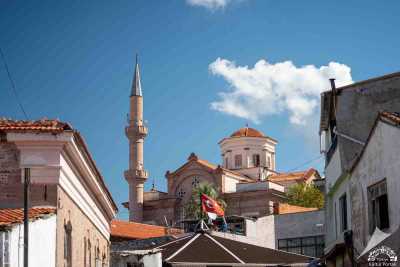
234 154 242 169
64 220 72 267
252 154 260 167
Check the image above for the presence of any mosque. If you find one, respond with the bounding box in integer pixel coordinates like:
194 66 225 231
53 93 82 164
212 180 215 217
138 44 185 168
123 58 321 227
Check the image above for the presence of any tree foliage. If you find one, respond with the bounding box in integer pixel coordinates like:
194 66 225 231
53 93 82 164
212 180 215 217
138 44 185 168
184 182 227 220
286 182 324 209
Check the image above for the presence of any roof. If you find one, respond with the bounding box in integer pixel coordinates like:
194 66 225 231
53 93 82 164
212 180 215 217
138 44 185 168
268 168 318 184
230 127 265 138
0 208 56 227
319 72 400 172
350 111 400 173
131 54 142 96
380 111 400 125
156 231 312 264
219 126 278 143
111 220 183 240
0 118 72 133
276 203 318 215
0 119 118 212
166 153 252 182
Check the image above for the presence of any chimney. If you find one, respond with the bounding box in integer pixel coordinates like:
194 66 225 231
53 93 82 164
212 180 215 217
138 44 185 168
329 78 336 93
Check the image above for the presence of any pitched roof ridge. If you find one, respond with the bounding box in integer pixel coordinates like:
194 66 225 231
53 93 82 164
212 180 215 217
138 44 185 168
204 233 244 263
165 233 201 261
322 71 400 94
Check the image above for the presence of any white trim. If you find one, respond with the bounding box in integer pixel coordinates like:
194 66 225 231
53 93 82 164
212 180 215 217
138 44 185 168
155 235 193 249
59 155 110 239
165 234 201 261
204 233 245 264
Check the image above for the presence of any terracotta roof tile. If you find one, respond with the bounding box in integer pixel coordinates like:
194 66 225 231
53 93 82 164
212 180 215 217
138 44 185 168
381 111 400 124
0 118 118 212
0 119 72 133
111 220 183 240
268 168 317 183
230 127 265 138
277 203 318 214
0 208 56 226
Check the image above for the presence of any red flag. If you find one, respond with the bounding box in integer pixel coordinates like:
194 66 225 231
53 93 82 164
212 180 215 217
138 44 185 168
201 194 224 219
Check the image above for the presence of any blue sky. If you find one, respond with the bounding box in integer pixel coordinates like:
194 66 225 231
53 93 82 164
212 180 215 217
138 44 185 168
1 0 399 218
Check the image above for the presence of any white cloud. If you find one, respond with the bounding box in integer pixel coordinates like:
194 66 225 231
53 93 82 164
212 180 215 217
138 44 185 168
209 58 353 128
186 0 233 10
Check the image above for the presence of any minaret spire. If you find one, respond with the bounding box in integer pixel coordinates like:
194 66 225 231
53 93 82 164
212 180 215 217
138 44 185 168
131 53 142 97
125 54 148 222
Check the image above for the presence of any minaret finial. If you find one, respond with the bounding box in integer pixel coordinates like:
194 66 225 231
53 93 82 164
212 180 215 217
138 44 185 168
131 53 142 97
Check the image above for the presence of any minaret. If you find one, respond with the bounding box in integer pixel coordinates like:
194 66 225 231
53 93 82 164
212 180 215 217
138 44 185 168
124 55 148 222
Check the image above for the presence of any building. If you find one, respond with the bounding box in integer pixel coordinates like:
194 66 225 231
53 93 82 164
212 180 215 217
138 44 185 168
0 119 118 267
110 220 183 267
110 219 183 242
124 58 322 228
349 112 400 264
319 72 400 266
212 206 325 258
0 208 56 267
113 228 313 267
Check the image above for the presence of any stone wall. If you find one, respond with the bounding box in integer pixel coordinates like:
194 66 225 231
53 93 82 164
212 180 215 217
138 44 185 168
56 186 110 267
0 141 57 208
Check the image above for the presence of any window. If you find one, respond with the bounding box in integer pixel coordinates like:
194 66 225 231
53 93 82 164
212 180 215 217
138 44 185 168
0 231 10 267
368 180 390 234
177 187 186 199
64 221 72 267
95 245 101 267
234 155 242 168
191 177 200 188
278 235 324 258
84 237 87 267
225 157 229 168
339 194 348 232
267 156 271 168
252 154 260 167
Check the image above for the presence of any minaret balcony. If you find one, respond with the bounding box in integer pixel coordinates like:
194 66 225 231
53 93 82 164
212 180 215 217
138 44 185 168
124 169 148 181
125 125 148 138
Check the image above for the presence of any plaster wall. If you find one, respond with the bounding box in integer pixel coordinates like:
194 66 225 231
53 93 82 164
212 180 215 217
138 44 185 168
110 251 162 267
220 137 276 171
275 210 325 244
325 147 342 192
325 177 350 252
7 215 56 267
212 215 276 248
350 121 400 254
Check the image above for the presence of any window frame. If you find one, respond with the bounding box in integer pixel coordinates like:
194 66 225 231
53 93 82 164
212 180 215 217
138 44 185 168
278 235 324 258
234 154 242 169
368 179 390 234
252 154 260 167
339 193 348 232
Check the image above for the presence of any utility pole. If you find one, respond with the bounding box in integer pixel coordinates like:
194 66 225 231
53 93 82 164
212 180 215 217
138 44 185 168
23 168 30 267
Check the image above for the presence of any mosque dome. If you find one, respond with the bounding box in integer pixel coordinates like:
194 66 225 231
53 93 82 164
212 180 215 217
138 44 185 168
230 127 265 138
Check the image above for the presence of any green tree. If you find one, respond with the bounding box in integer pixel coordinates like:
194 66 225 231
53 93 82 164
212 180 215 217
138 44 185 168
286 182 324 209
184 182 227 220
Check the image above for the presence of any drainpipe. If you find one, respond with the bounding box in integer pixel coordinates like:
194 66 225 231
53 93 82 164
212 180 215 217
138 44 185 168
23 168 30 267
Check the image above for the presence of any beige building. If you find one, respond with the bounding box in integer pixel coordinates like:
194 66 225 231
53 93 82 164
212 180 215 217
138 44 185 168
124 60 321 228
0 119 118 267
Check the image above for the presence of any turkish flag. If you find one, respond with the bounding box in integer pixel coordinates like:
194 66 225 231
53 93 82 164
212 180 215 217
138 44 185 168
201 194 224 220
